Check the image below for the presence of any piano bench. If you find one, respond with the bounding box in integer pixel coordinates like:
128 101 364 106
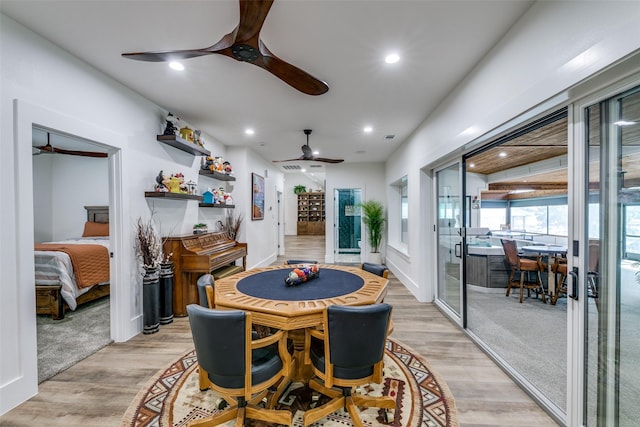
212 265 244 280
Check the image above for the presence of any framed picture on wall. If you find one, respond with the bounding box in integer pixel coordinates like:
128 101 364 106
252 173 265 220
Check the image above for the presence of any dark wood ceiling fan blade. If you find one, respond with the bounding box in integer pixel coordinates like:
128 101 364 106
122 49 217 62
236 0 274 43
254 44 329 95
272 158 304 163
314 157 344 163
34 144 107 158
52 147 108 158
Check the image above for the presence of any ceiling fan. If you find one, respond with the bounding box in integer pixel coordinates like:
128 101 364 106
121 0 328 96
32 133 108 158
273 129 344 164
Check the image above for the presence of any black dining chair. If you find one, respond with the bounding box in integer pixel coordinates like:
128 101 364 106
196 273 215 308
302 303 394 426
360 262 389 278
187 305 293 426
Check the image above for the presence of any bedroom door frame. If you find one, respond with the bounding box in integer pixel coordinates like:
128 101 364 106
12 99 127 400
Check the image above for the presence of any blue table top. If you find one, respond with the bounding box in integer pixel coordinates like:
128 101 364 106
236 267 364 301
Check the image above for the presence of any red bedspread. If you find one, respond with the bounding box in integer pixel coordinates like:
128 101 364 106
34 243 109 288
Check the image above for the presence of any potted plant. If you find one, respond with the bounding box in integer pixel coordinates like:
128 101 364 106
360 199 385 264
293 185 307 195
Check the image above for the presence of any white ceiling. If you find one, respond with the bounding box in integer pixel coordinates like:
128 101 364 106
2 0 533 173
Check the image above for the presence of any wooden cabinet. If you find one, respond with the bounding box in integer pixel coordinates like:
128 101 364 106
297 192 325 235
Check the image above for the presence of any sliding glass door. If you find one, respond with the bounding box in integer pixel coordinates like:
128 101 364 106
436 163 462 316
582 84 640 426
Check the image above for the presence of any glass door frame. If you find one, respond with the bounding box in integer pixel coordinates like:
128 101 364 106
433 160 465 324
571 73 640 427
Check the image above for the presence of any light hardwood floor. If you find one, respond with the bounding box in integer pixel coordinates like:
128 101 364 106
0 236 558 426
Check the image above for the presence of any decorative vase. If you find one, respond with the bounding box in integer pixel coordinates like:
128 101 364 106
159 262 174 325
143 266 160 334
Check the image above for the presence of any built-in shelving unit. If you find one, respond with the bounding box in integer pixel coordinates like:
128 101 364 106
199 170 236 181
144 192 202 201
297 192 325 235
157 134 211 156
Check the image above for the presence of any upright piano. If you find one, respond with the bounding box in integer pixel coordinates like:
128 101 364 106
164 231 248 316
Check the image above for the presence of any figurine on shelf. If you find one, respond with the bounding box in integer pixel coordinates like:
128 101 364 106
223 160 233 175
193 129 202 147
202 188 214 204
185 180 197 195
212 156 224 172
167 173 185 193
224 192 233 205
179 126 194 142
217 187 226 204
155 170 169 192
163 113 179 136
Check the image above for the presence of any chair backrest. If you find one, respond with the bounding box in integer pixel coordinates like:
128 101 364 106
196 274 214 307
326 303 391 370
361 262 389 278
284 259 318 265
187 305 247 389
500 239 519 267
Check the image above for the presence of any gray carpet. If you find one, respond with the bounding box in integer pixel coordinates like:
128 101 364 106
36 296 112 383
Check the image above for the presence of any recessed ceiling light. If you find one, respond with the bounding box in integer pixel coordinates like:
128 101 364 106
385 53 400 64
313 150 319 155
245 128 254 135
499 152 507 158
300 168 306 173
469 163 475 168
169 61 184 71
364 126 373 133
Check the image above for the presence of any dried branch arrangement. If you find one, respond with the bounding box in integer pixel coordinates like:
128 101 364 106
223 210 244 240
135 217 163 269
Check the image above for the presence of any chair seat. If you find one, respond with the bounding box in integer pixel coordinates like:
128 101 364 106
209 347 283 389
309 338 374 380
518 258 541 271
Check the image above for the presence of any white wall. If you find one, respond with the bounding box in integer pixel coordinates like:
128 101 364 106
283 174 321 235
324 162 386 264
226 146 285 269
384 1 640 303
0 13 273 415
33 154 109 242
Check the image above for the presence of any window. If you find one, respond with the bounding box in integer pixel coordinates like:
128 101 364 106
509 196 568 236
401 178 408 244
388 175 408 254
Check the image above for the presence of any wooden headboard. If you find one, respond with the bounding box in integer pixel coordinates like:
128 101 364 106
84 205 109 223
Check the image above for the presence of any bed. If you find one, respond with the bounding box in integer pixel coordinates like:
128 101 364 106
34 206 111 320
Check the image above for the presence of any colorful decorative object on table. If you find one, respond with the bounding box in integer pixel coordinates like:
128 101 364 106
285 264 320 286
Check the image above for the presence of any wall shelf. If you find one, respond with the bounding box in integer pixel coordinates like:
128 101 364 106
156 134 211 156
199 203 235 208
144 192 202 201
199 170 236 181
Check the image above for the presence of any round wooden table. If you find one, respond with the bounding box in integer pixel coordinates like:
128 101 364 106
215 264 389 380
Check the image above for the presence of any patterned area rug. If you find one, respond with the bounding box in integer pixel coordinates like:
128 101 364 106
121 337 458 427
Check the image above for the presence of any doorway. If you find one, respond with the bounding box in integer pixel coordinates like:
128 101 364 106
32 126 112 383
334 188 362 263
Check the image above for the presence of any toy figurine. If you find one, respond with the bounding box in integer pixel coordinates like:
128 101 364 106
155 170 169 192
223 161 233 174
163 113 179 136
